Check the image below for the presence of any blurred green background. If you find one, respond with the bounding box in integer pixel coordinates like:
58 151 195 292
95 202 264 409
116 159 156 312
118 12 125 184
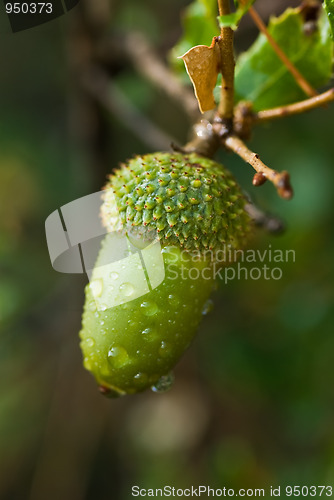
1 0 334 499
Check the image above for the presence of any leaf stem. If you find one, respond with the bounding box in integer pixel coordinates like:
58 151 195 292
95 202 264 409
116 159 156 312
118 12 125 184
217 0 235 125
255 88 334 122
248 6 317 98
223 134 293 199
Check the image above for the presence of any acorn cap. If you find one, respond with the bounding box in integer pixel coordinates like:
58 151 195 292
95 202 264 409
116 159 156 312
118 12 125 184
101 152 251 256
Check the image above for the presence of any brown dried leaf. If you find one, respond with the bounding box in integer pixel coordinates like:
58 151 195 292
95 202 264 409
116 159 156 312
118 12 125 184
180 38 220 113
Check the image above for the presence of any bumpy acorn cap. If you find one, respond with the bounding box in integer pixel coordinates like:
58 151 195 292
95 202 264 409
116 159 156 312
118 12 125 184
101 152 251 256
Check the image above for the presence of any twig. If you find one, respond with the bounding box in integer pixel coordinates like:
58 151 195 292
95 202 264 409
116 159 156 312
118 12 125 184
245 202 285 233
248 6 317 98
99 33 199 120
255 88 334 122
217 0 235 126
82 66 177 150
223 134 293 199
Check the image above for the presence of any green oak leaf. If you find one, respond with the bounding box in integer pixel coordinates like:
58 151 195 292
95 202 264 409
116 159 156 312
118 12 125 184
324 0 334 37
234 7 333 111
169 0 218 75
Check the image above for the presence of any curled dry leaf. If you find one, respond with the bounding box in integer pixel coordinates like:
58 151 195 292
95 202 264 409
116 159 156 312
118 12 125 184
180 37 220 113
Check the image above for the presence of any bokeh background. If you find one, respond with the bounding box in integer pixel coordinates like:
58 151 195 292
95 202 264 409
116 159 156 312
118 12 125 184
1 0 334 499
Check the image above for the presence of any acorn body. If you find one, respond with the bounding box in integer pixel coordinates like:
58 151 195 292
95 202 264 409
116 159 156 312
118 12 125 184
80 239 215 395
79 152 251 395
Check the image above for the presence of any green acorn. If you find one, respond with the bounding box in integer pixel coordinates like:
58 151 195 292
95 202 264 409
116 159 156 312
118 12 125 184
79 152 251 396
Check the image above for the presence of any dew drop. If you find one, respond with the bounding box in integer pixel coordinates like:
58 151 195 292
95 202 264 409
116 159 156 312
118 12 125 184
140 301 159 316
119 282 135 297
202 299 214 315
110 272 119 280
158 341 172 357
83 357 92 370
84 337 95 348
151 372 175 393
87 301 96 312
107 346 130 368
99 304 108 312
141 327 157 340
89 278 103 297
133 372 148 384
168 294 180 306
